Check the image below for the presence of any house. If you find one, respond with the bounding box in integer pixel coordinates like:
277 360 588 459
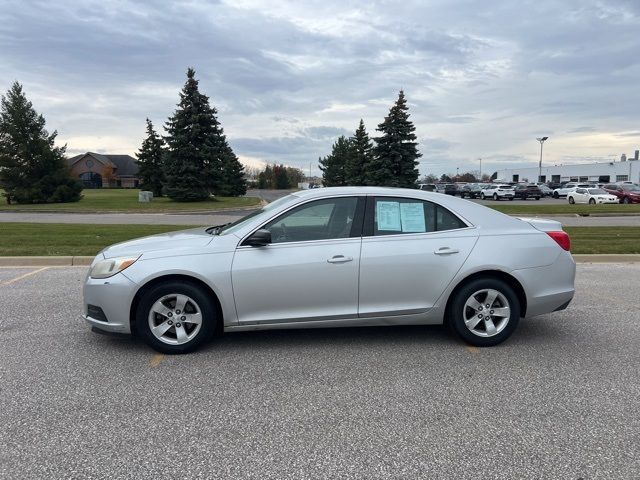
66 152 140 188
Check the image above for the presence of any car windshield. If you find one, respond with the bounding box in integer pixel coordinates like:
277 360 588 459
588 189 606 194
622 185 640 191
217 194 296 235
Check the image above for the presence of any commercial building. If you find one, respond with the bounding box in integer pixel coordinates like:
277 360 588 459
67 152 140 188
495 151 640 184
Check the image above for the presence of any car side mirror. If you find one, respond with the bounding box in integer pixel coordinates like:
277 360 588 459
244 229 271 247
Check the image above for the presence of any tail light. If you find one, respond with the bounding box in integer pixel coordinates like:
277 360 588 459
547 231 571 251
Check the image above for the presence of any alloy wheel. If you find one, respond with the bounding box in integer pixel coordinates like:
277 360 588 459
462 289 511 337
148 294 203 345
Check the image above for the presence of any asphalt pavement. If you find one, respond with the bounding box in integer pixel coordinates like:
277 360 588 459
0 264 638 478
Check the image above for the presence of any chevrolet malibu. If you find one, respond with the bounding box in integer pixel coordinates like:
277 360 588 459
83 187 576 353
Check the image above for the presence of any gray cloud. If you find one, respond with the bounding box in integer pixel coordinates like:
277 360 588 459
1 0 639 176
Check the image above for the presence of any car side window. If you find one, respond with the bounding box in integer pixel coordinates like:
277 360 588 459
369 197 466 236
264 197 360 244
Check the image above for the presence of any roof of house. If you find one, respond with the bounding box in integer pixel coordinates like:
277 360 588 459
67 152 139 176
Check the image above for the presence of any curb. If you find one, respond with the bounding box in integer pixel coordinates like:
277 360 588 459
0 256 94 266
0 254 639 267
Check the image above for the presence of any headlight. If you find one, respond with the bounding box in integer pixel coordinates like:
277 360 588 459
90 255 140 279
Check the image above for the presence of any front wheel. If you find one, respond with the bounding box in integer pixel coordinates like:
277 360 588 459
568 196 575 204
553 192 559 199
447 278 520 347
623 197 630 204
135 281 217 354
589 198 596 205
493 193 498 201
480 193 485 200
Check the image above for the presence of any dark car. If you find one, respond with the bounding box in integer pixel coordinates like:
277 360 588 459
435 183 458 195
602 184 640 204
513 184 542 200
538 184 553 197
459 183 484 199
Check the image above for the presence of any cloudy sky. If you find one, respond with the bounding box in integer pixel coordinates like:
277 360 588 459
1 0 639 177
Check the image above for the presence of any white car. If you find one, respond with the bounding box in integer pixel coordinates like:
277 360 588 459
480 184 515 200
83 187 575 353
552 183 591 198
567 187 619 205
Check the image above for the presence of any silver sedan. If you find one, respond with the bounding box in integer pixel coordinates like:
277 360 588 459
83 187 576 353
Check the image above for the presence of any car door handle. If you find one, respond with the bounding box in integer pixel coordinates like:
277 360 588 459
434 247 460 255
327 255 353 264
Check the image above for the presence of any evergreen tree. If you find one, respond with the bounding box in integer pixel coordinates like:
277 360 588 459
0 82 82 204
216 140 247 196
366 90 421 187
136 118 165 197
319 136 351 186
345 119 372 185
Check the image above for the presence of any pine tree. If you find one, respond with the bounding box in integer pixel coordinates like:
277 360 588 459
216 141 247 196
366 90 421 187
345 119 372 186
0 82 82 204
136 118 165 197
319 136 351 186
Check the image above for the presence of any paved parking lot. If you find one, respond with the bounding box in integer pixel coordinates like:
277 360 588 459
1 265 639 478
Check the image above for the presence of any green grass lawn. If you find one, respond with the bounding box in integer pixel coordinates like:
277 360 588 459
0 189 261 213
0 223 638 256
490 203 640 215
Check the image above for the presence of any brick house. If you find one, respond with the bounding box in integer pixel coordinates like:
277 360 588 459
67 152 140 188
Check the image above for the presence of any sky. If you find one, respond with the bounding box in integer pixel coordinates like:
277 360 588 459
1 0 639 177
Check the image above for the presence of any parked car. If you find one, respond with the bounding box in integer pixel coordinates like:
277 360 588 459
567 187 619 205
435 183 458 195
480 184 515 200
513 184 542 200
459 183 484 199
83 187 575 353
538 184 553 197
418 183 436 192
552 183 591 198
602 183 640 204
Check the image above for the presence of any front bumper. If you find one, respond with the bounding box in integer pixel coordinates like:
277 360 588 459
83 271 137 334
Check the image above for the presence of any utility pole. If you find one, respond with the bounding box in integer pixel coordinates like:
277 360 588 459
536 137 549 182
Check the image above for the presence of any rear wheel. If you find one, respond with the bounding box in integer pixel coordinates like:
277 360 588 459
535 196 540 200
623 197 630 204
553 192 559 198
480 192 486 200
568 196 575 204
135 281 217 354
493 193 498 201
447 278 520 347
508 197 514 201
589 198 596 205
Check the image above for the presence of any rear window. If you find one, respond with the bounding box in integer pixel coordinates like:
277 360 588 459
371 197 466 236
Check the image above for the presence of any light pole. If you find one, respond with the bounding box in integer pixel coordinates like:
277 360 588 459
537 136 548 182
479 158 482 180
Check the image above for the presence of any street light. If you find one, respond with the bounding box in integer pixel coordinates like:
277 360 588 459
536 136 548 182
479 158 482 179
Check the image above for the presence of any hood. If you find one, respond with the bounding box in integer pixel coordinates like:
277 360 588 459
101 227 214 259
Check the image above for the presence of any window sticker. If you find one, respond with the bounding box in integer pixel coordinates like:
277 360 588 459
400 203 426 232
376 201 401 231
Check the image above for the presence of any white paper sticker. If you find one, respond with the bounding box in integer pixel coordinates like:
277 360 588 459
400 203 426 232
376 201 401 231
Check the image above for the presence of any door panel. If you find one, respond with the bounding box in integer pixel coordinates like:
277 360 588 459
232 239 361 323
359 232 477 317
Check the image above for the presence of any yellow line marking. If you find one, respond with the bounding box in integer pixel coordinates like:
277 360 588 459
149 353 165 367
0 267 49 286
465 345 480 353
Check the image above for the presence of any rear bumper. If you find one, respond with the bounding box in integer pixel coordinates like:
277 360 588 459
511 251 576 318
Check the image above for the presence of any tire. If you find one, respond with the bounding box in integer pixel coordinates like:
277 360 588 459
508 197 514 201
589 198 596 205
135 281 217 354
568 196 575 204
447 277 520 347
623 197 630 204
553 192 559 199
480 193 485 200
493 193 498 201
535 196 540 200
